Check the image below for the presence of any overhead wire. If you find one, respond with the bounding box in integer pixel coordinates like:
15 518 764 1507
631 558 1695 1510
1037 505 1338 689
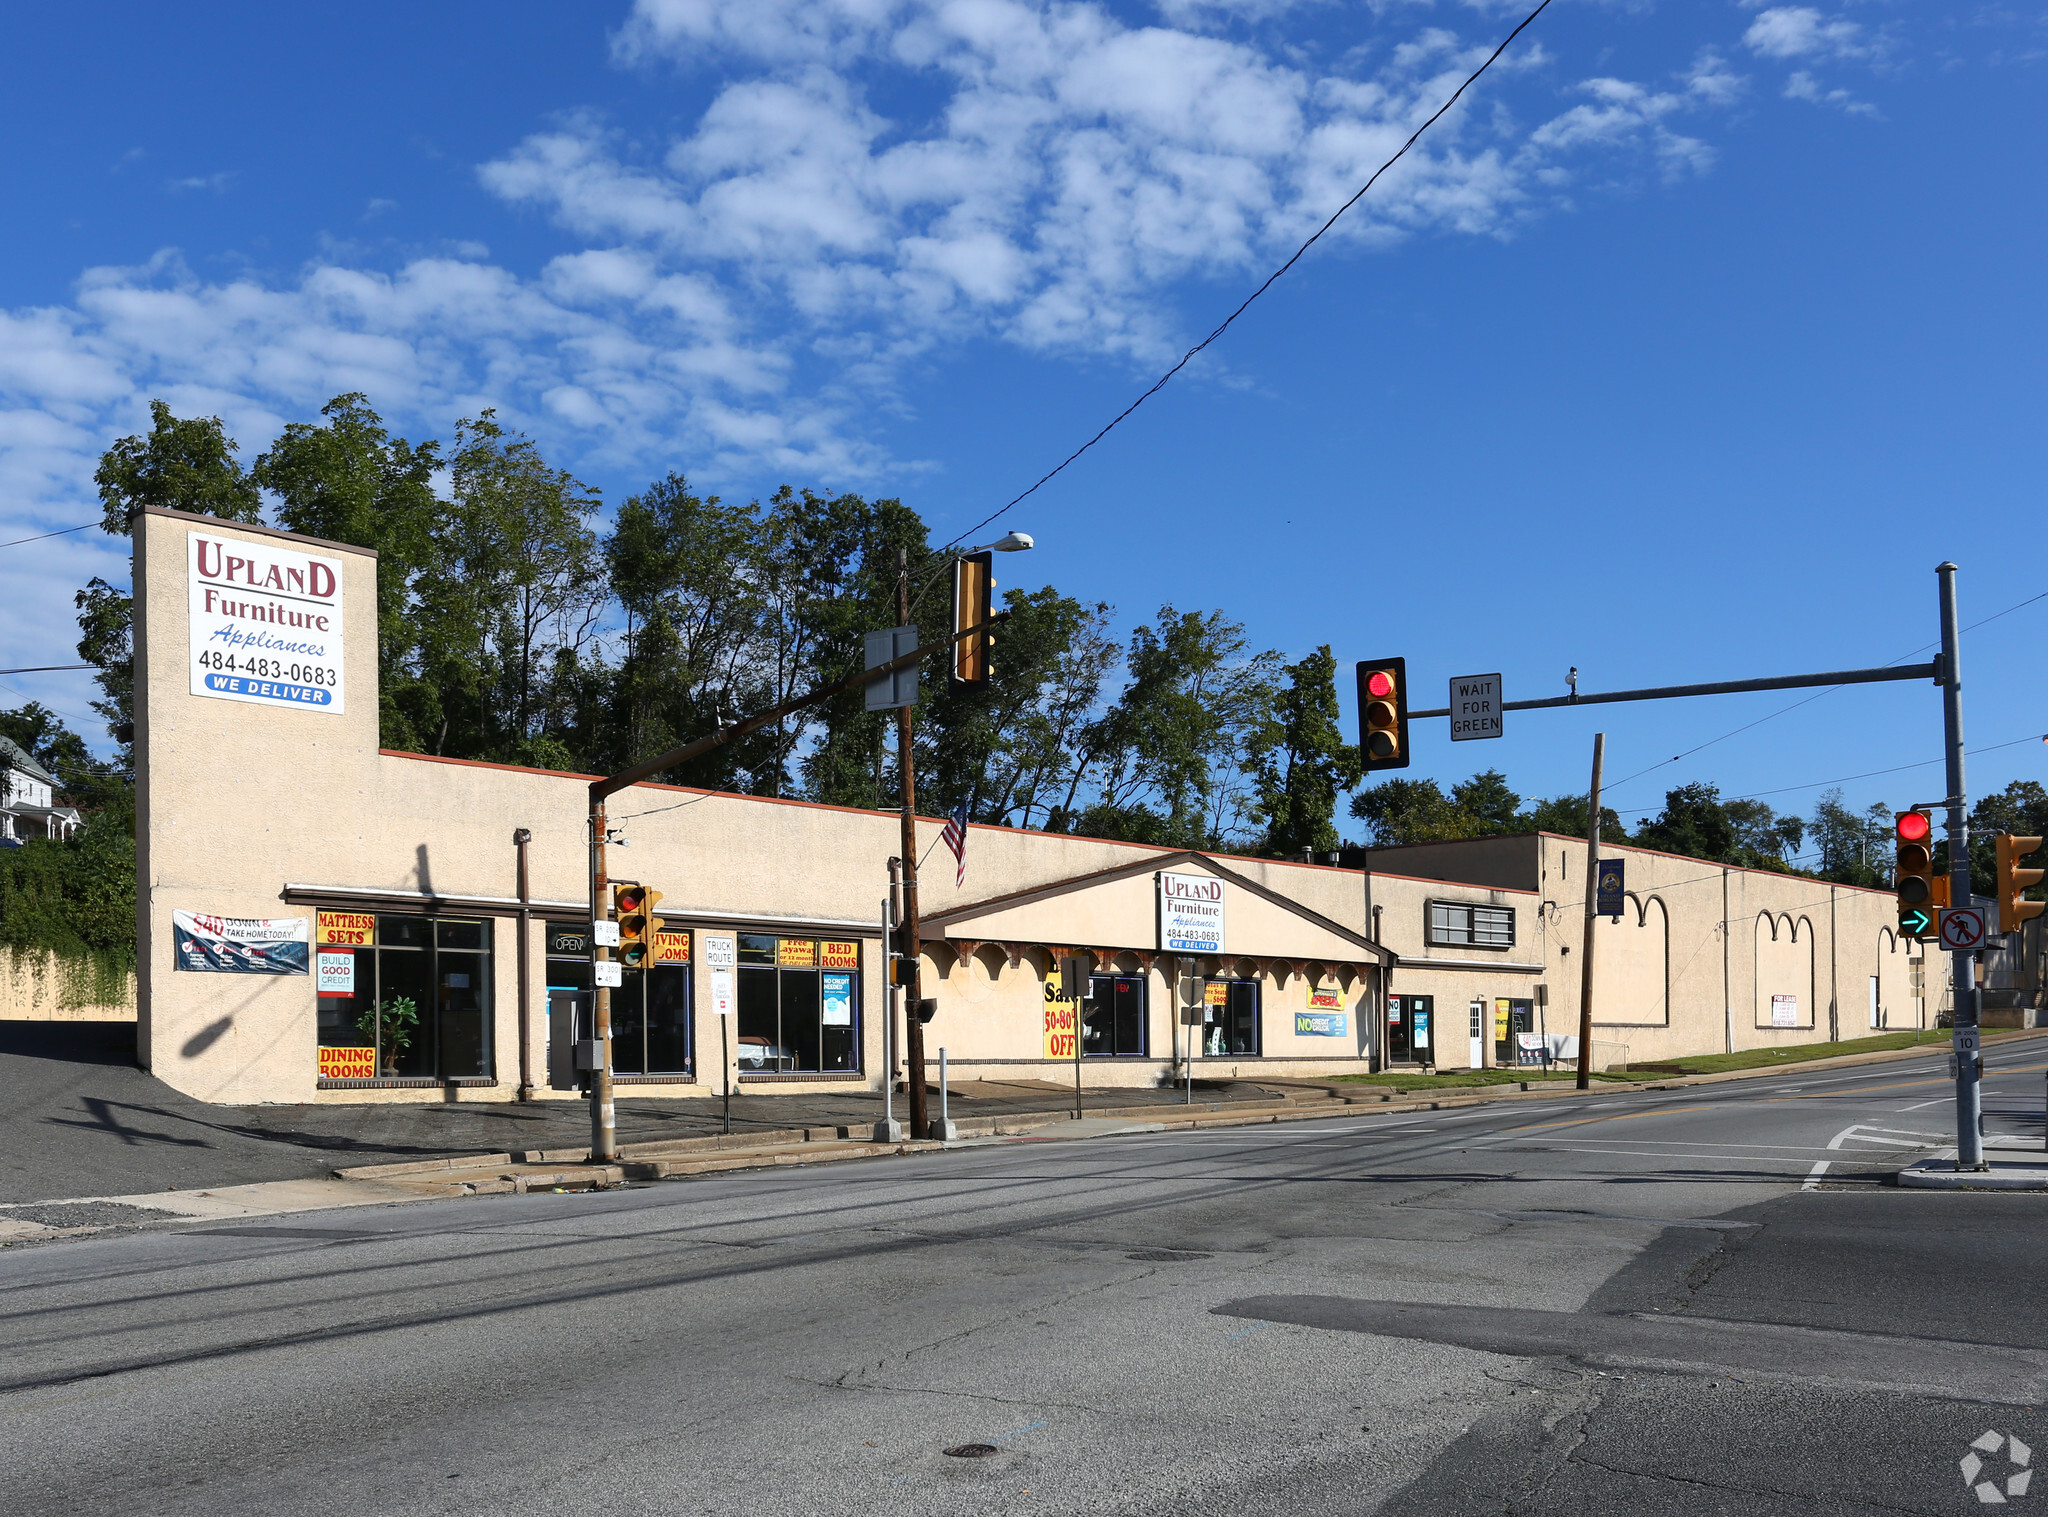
0 522 96 550
1603 582 2048 800
936 0 1556 554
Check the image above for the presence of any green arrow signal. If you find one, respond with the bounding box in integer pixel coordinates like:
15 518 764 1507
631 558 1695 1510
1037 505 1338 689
1900 907 1933 936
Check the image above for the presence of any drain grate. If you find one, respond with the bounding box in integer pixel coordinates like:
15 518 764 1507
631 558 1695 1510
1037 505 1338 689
943 1444 1000 1459
1126 1249 1212 1262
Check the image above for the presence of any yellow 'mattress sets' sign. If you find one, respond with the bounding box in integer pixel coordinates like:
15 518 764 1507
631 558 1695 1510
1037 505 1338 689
653 931 690 965
316 911 374 946
1043 966 1078 1058
318 1046 376 1080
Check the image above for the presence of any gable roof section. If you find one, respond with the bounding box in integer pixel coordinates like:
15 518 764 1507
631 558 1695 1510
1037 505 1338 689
0 736 57 788
922 848 1393 965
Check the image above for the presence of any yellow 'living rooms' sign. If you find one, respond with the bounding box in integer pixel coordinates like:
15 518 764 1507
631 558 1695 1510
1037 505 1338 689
1043 966 1079 1058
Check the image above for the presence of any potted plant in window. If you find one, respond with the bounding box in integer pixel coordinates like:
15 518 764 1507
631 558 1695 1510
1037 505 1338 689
356 995 418 1077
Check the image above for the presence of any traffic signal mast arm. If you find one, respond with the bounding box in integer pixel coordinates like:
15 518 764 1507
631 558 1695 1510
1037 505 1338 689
1405 660 1942 720
589 611 1011 803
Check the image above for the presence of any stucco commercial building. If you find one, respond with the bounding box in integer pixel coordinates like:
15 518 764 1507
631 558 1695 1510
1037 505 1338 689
133 508 1920 1107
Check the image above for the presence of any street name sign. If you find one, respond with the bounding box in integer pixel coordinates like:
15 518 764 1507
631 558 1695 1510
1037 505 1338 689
1939 907 1987 951
1449 674 1502 741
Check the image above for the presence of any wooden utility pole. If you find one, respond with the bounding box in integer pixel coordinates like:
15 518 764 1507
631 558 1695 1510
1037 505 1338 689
589 798 616 1158
1575 732 1604 1092
896 549 931 1140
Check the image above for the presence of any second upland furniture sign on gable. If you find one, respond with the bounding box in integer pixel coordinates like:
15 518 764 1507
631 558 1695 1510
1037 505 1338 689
187 531 346 714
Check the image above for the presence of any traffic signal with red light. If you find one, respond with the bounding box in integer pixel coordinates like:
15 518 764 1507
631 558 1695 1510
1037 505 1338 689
951 551 993 689
1995 834 2046 934
1356 658 1409 773
613 884 666 968
1895 810 1940 938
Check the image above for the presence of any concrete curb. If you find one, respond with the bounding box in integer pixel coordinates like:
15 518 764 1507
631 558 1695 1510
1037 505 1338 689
327 1031 2046 1194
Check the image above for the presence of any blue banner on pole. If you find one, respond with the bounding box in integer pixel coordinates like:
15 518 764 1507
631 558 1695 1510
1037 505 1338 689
1596 858 1626 918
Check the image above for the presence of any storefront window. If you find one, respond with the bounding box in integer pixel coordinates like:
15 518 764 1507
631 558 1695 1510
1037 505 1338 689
316 913 492 1081
736 935 861 1073
1083 973 1147 1057
1202 979 1259 1056
544 921 692 1076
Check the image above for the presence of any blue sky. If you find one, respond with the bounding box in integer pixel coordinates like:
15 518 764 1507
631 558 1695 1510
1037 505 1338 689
1 0 2043 846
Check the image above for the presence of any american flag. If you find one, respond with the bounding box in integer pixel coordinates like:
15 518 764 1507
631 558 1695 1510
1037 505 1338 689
941 803 970 887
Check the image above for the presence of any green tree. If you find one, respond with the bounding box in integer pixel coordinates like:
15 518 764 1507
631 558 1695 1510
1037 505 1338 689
1255 645 1359 857
82 400 265 761
1806 787 1890 885
1969 780 2048 901
1523 793 1630 844
918 588 1118 829
1634 783 1737 862
0 704 125 813
412 412 603 763
250 394 443 751
1349 776 1478 846
1075 606 1281 850
1452 770 1523 834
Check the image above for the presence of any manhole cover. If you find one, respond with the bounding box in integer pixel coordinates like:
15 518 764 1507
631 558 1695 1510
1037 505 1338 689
1126 1249 1212 1262
943 1444 1000 1459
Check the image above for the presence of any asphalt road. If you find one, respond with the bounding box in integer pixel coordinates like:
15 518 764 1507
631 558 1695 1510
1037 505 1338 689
0 1021 1283 1204
6 1038 2048 1516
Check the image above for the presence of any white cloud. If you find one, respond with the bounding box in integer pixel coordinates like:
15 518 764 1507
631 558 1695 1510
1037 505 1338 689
1743 7 1866 62
1783 69 1877 116
0 0 1754 702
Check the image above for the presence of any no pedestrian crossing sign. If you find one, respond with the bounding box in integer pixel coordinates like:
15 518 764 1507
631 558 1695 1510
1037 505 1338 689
1939 907 1986 951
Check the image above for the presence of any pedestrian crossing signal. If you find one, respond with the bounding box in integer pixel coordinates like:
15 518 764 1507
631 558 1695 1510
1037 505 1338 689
1357 658 1409 772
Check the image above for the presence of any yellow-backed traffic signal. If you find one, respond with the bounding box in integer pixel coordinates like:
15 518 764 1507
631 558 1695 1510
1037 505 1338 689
1995 834 2046 934
614 884 666 968
1356 658 1409 772
951 551 994 689
1895 810 1939 937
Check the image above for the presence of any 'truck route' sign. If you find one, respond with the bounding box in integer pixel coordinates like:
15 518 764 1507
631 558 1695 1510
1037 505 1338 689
188 531 346 714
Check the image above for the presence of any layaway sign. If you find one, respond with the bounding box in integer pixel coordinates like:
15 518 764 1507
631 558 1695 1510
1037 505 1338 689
188 531 346 714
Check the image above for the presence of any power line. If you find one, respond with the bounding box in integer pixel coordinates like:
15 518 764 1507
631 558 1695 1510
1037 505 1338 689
1617 732 2047 817
0 665 91 675
938 0 1556 553
1604 583 2048 799
0 523 97 550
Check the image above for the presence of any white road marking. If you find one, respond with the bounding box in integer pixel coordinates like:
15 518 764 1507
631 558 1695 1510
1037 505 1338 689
1899 1098 1949 1111
1803 1161 1830 1190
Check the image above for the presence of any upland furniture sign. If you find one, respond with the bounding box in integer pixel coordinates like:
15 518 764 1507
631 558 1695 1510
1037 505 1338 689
1297 985 1348 1037
1043 964 1079 1058
188 531 345 713
1158 872 1225 954
172 911 310 974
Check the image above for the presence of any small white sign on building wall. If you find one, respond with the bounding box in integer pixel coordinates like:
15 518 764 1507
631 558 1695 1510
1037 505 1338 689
1771 994 1799 1027
188 531 346 714
1158 872 1225 954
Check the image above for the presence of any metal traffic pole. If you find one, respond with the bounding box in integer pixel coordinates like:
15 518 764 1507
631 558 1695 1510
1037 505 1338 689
1938 562 1986 1171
